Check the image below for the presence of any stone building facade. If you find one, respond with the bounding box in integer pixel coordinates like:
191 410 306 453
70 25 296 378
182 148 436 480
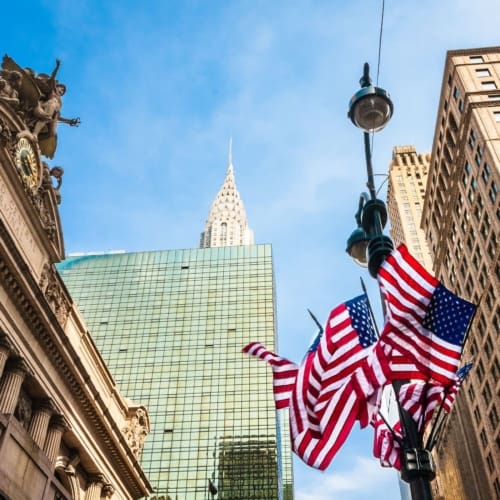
0 57 151 499
421 46 500 500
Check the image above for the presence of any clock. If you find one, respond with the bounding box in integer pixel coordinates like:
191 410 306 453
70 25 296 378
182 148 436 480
14 137 39 190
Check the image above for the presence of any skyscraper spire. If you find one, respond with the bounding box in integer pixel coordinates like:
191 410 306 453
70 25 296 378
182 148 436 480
200 141 254 248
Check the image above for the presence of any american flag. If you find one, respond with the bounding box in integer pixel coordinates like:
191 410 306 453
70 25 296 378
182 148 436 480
312 295 379 420
243 294 388 470
378 244 476 385
242 342 298 409
398 362 473 431
372 416 402 470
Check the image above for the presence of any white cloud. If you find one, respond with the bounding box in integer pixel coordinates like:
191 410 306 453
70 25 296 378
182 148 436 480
295 456 400 500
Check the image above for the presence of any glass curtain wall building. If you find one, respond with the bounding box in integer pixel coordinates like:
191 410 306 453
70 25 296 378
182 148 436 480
58 245 293 499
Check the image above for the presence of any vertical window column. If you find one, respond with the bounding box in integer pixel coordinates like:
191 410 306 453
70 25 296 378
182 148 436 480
0 358 28 414
28 398 55 448
44 415 69 466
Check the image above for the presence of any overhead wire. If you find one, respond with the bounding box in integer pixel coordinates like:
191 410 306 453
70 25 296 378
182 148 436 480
371 0 387 172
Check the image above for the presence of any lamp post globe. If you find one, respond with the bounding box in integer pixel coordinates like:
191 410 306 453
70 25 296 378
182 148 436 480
348 62 394 133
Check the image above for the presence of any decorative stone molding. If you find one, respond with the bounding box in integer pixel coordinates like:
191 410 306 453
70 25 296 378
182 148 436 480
14 388 33 430
0 227 150 496
0 116 13 148
39 262 70 326
102 483 115 499
122 406 150 460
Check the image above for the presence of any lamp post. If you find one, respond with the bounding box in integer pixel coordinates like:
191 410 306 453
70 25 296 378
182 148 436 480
345 63 435 500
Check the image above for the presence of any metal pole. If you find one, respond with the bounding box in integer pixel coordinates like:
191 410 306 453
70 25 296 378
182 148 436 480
361 129 434 500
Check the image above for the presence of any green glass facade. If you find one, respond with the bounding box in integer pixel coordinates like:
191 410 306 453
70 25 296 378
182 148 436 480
57 244 293 499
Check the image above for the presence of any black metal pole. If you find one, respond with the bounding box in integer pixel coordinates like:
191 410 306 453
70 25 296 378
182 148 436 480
361 128 434 500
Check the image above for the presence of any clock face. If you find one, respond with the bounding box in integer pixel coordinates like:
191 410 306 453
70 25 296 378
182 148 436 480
15 137 39 189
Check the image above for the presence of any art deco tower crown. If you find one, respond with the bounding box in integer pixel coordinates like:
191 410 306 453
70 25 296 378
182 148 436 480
200 141 254 248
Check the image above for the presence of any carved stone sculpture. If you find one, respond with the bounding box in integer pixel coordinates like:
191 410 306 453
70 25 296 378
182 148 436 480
0 69 22 107
39 263 70 326
1 55 80 158
122 407 150 460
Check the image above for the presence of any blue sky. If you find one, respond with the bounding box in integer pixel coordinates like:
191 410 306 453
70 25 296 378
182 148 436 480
4 1 499 498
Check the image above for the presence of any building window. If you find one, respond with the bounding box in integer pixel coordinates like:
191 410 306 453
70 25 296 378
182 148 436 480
482 164 491 184
492 358 500 384
486 453 495 473
475 68 491 77
494 478 500 499
469 55 484 63
490 182 498 202
473 405 481 424
468 130 476 149
482 382 492 405
484 335 494 358
476 360 485 380
489 405 499 429
453 86 460 99
480 428 488 448
494 111 500 122
482 81 497 90
488 94 500 100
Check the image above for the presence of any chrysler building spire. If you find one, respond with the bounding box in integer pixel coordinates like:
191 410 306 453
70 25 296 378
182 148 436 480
200 141 254 248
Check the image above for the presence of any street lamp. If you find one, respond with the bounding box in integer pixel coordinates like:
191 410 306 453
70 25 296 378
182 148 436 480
346 63 435 500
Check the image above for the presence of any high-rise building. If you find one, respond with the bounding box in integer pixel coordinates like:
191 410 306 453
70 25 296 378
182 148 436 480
421 46 500 500
386 145 433 271
200 141 254 249
58 152 294 499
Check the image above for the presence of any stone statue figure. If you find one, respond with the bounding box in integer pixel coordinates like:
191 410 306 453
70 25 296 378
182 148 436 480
0 68 22 106
1 55 80 158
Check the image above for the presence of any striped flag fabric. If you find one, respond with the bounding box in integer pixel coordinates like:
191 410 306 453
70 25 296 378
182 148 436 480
243 294 389 470
242 342 298 409
398 362 473 431
378 244 476 385
312 294 379 420
372 416 402 470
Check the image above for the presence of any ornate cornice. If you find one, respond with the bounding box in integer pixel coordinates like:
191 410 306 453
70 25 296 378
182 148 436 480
0 218 151 497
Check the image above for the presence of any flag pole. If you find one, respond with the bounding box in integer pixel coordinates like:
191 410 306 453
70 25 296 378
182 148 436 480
360 277 381 338
424 385 451 451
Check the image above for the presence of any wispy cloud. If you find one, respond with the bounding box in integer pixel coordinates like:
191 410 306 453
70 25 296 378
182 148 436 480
295 455 400 500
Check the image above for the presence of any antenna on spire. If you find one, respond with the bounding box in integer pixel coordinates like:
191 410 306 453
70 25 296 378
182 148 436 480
228 137 233 167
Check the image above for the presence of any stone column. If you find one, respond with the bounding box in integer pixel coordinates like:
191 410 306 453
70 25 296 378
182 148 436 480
85 474 106 500
0 334 10 379
0 358 28 414
28 399 55 448
43 415 69 465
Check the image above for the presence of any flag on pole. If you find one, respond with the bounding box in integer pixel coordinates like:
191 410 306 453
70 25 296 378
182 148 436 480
372 416 402 470
312 294 380 420
398 362 473 431
242 342 298 409
243 294 389 470
378 244 476 385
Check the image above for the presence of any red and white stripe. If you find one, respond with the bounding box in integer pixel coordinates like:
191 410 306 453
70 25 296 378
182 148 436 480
242 342 297 409
378 244 463 384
